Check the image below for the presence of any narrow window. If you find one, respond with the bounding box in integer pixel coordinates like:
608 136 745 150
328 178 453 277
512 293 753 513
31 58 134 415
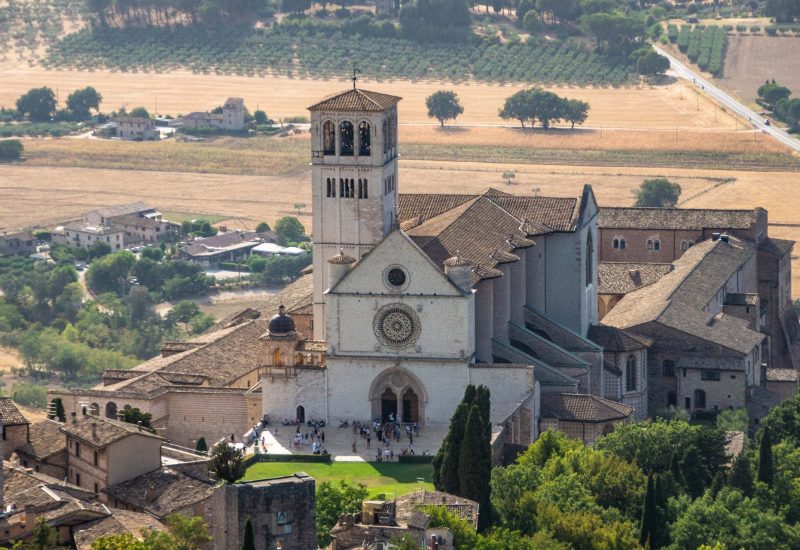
382 120 388 154
323 120 335 155
348 179 355 198
358 121 371 156
340 121 354 156
340 178 345 198
585 231 593 286
612 239 619 249
94 450 99 466
625 355 637 392
662 359 675 377
654 239 661 251
326 177 336 198
620 239 626 249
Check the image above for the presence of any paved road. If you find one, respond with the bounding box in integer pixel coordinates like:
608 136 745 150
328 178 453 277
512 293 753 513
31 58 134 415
653 45 800 153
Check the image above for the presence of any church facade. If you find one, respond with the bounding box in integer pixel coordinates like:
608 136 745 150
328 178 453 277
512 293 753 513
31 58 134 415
257 87 641 443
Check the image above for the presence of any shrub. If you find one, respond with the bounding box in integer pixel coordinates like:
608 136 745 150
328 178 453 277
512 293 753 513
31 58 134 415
749 25 761 33
12 383 47 408
0 139 23 161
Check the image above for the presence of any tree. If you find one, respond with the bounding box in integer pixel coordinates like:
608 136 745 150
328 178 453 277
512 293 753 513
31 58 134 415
502 171 516 185
522 10 541 32
716 408 748 432
437 402 469 494
426 90 464 126
85 251 136 295
762 391 800 446
458 404 491 530
757 82 791 110
255 222 271 233
728 454 754 497
50 397 66 421
639 473 656 547
681 445 708 498
274 216 305 245
163 513 212 549
581 13 646 56
196 436 208 453
253 110 268 124
758 426 774 487
129 106 150 118
66 87 102 119
281 0 311 14
26 516 59 550
316 480 368 547
172 300 201 330
88 241 112 260
634 178 681 207
499 89 536 128
0 139 23 161
210 441 245 483
16 87 57 122
636 50 670 77
563 98 589 129
121 407 153 429
140 246 163 261
241 518 255 550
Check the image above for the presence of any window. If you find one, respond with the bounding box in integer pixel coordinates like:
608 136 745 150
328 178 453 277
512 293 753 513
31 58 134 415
694 389 707 409
358 178 368 199
585 231 593 287
358 121 371 156
662 360 675 377
322 120 335 155
625 355 637 392
647 238 661 251
382 120 388 154
340 121 354 156
94 450 99 466
75 442 80 458
701 370 721 381
94 483 99 494
340 178 354 198
667 390 677 407
75 473 81 487
612 237 626 250
326 177 336 198
680 240 695 251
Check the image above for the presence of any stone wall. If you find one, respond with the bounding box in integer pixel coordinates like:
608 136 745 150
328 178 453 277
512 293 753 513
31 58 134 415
211 473 316 550
2 424 28 459
165 392 249 448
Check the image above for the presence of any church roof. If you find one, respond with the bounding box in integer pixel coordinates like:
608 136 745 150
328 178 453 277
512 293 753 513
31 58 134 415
598 262 673 295
587 325 653 352
540 393 633 422
307 88 402 112
598 206 759 230
400 188 583 285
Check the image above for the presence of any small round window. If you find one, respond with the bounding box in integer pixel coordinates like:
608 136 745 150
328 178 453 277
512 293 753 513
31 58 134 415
386 267 407 289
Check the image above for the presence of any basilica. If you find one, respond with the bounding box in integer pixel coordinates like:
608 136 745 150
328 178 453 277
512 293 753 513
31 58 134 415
51 87 798 450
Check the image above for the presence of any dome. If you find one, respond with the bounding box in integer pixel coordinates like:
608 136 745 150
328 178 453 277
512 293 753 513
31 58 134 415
268 305 296 335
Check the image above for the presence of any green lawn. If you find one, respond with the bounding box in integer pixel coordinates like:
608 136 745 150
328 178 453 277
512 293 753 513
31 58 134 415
241 461 434 498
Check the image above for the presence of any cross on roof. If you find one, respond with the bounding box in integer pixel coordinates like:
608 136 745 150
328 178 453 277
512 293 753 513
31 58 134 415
352 62 361 90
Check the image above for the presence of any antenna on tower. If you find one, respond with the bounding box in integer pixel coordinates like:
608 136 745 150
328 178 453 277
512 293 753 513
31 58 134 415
352 61 361 90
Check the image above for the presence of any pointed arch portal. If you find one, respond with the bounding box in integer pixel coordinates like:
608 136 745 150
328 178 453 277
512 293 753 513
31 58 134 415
369 367 427 425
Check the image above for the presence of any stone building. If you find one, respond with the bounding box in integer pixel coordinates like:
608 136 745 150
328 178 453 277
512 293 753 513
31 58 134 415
0 398 29 459
53 221 125 252
0 231 35 258
330 490 478 550
539 393 634 445
178 230 279 266
115 116 158 140
602 236 771 422
183 97 246 131
211 473 316 550
60 414 164 498
14 419 68 479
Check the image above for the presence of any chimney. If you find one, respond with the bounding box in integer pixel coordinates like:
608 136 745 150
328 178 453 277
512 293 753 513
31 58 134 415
711 232 720 241
91 422 97 440
720 234 730 243
24 505 34 530
137 421 142 432
327 249 356 289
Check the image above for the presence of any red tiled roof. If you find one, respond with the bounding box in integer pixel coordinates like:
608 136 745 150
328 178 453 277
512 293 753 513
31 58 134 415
308 88 401 112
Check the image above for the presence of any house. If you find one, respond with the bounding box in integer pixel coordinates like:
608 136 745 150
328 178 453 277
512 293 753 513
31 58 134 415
87 202 175 245
14 419 68 479
539 393 634 445
182 97 245 132
53 221 125 252
115 116 158 140
178 230 277 266
59 414 164 499
85 202 160 227
0 231 35 258
330 490 478 550
0 398 30 458
211 473 316 550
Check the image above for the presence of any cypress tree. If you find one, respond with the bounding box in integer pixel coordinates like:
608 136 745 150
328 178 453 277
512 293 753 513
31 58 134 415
728 454 754 497
475 385 491 437
681 446 707 498
463 384 477 406
241 518 255 550
458 404 491 531
709 471 725 497
438 402 469 494
670 451 684 487
432 447 444 490
653 475 670 549
639 473 657 547
758 426 775 487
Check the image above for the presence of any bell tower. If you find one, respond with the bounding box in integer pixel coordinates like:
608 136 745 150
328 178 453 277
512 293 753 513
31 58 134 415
308 86 402 341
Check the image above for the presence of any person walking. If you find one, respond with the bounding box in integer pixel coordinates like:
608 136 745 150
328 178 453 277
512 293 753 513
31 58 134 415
367 436 371 449
352 440 357 453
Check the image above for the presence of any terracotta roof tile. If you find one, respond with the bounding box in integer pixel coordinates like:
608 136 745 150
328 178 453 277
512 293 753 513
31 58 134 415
104 467 213 519
60 415 164 448
16 419 66 460
766 368 799 382
73 509 166 550
308 88 401 112
588 325 653 352
0 397 29 425
598 207 758 230
540 393 633 422
598 262 673 295
759 237 794 256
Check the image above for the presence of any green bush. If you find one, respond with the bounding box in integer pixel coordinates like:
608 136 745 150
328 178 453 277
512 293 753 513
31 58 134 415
12 382 47 408
0 139 23 161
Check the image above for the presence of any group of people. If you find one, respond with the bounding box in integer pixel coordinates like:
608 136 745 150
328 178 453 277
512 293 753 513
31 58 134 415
294 424 328 455
344 417 425 461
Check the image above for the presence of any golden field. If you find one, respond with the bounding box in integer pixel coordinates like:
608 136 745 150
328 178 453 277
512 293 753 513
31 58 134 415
0 64 743 129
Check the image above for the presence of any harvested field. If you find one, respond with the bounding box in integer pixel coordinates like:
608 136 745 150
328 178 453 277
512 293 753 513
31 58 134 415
719 35 800 104
0 65 738 129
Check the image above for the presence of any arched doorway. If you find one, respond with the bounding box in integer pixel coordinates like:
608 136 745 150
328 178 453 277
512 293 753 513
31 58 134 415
381 388 397 423
105 402 117 419
402 388 419 424
296 405 305 424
